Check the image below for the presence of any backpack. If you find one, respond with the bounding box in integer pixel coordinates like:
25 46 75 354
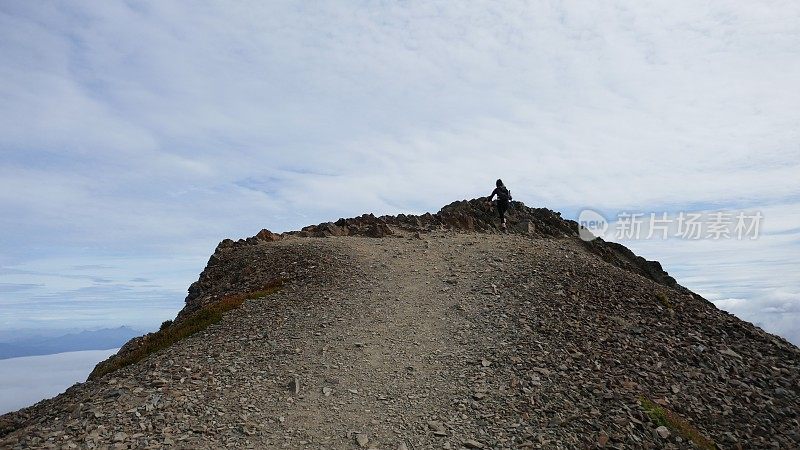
498 186 512 202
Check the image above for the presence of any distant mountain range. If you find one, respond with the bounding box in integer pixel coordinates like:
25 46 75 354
0 327 141 359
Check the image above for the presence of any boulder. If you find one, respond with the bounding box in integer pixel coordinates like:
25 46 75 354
256 229 282 242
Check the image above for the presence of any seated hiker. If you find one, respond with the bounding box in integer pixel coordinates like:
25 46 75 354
486 179 512 230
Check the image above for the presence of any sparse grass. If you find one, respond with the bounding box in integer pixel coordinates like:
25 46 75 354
640 397 715 450
655 292 673 309
89 279 282 380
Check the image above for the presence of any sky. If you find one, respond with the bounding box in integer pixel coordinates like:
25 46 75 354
0 2 798 342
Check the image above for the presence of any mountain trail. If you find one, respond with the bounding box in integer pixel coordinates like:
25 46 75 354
2 201 799 449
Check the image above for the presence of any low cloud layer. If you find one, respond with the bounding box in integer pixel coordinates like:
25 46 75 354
0 2 798 341
0 349 118 414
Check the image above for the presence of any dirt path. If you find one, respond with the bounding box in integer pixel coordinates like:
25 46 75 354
227 233 502 449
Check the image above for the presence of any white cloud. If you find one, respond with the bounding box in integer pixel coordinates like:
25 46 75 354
0 348 118 414
0 1 798 342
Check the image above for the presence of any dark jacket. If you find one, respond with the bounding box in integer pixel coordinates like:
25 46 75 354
488 186 511 203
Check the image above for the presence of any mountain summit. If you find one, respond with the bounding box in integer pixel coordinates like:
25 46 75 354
2 199 798 448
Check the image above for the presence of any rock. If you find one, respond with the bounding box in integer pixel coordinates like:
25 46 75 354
720 348 743 359
512 220 535 234
427 420 443 430
397 442 408 450
356 433 369 448
428 420 447 436
113 432 127 442
481 359 492 367
462 439 485 448
317 222 347 237
367 222 393 238
289 376 300 394
322 387 333 396
256 229 282 241
655 426 670 439
215 238 236 250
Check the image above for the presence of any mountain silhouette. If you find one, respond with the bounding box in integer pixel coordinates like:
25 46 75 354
0 326 141 360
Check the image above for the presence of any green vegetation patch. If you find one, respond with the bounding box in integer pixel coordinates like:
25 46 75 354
640 397 715 450
89 279 282 380
655 292 673 309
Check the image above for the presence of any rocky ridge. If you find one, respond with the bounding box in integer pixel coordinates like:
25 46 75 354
177 199 681 321
1 199 798 449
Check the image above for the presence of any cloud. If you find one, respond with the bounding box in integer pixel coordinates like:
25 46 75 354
713 292 800 345
0 255 192 330
0 348 118 414
0 1 798 342
0 283 44 293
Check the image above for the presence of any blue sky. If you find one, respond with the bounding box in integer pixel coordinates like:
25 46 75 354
0 2 798 341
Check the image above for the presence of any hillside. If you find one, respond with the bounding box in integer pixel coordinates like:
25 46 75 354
1 200 798 449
